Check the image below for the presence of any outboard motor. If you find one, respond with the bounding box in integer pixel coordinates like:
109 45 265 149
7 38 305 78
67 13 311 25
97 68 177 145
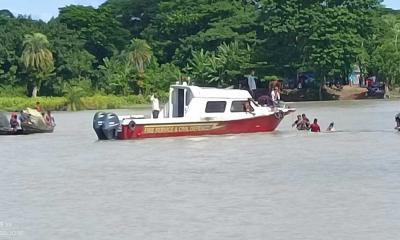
93 112 108 140
101 112 120 140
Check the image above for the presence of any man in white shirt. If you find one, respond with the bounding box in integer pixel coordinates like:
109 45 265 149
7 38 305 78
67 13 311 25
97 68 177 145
271 86 280 106
150 94 160 119
247 70 257 98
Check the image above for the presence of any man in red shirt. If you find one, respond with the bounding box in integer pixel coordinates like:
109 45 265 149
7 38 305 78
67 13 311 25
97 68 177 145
310 118 320 132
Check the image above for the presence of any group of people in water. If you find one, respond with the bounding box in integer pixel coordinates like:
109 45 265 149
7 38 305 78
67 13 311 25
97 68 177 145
8 101 55 132
291 111 400 132
292 113 335 132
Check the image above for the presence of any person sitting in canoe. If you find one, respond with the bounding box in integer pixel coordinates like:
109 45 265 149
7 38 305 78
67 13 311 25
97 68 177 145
395 113 400 130
19 110 29 124
9 113 19 131
35 101 43 113
44 111 56 127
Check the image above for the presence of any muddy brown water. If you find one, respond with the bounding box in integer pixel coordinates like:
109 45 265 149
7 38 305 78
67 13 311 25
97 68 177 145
0 100 399 240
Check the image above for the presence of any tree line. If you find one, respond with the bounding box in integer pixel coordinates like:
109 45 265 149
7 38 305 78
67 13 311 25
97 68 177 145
0 0 400 99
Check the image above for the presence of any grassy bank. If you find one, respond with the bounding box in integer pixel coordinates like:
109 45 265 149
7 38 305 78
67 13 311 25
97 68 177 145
0 95 149 111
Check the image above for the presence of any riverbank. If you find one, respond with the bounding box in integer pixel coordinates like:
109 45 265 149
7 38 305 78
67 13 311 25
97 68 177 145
2 86 397 112
282 85 398 101
0 95 149 112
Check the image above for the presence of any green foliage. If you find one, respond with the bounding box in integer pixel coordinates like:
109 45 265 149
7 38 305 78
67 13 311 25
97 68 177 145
0 95 148 111
82 94 148 110
102 0 160 36
0 97 68 111
0 0 399 104
98 53 135 95
21 33 54 72
0 85 26 97
143 62 181 96
142 0 257 65
58 5 130 62
127 38 152 91
63 84 86 111
262 76 280 82
21 32 55 97
186 41 252 86
371 14 400 85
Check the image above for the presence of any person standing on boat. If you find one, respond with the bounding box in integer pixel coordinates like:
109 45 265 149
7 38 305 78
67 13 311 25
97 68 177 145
247 70 257 98
150 94 160 119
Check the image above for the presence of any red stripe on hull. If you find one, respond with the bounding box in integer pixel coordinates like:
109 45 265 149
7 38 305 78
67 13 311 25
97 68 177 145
118 114 284 140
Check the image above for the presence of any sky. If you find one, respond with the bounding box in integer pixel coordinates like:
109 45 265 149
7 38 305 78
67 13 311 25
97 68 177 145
0 0 400 21
383 0 400 10
0 0 106 21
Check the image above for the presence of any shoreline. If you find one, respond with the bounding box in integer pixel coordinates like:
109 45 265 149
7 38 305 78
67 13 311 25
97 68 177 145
1 88 398 112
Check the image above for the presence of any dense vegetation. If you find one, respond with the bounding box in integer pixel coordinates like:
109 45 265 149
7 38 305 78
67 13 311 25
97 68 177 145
1 0 400 104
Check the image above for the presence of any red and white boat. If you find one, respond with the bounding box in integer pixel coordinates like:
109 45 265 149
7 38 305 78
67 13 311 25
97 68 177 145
93 83 295 140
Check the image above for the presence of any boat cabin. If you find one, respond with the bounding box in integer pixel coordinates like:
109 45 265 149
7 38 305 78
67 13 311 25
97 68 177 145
159 83 267 121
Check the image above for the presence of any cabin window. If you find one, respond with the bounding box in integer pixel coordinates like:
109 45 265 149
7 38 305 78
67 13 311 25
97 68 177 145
205 101 226 113
186 90 193 106
230 101 248 112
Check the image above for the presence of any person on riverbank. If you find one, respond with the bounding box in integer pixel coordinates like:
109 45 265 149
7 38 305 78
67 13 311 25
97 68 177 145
395 113 400 130
150 94 160 119
310 118 321 132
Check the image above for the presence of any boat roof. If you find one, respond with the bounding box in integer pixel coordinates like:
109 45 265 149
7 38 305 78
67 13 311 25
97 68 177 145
171 85 252 99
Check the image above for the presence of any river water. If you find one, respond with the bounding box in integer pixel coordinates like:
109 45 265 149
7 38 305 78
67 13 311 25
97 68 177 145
0 100 399 240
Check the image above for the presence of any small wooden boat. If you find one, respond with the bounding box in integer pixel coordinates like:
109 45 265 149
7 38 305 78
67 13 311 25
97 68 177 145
0 109 54 135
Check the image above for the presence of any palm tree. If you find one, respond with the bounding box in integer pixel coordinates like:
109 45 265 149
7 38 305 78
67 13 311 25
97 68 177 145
63 84 85 111
127 38 152 93
21 33 54 97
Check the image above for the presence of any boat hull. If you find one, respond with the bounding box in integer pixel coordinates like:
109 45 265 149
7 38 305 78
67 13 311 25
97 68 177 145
21 124 54 134
0 125 54 135
118 114 287 140
0 128 24 135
